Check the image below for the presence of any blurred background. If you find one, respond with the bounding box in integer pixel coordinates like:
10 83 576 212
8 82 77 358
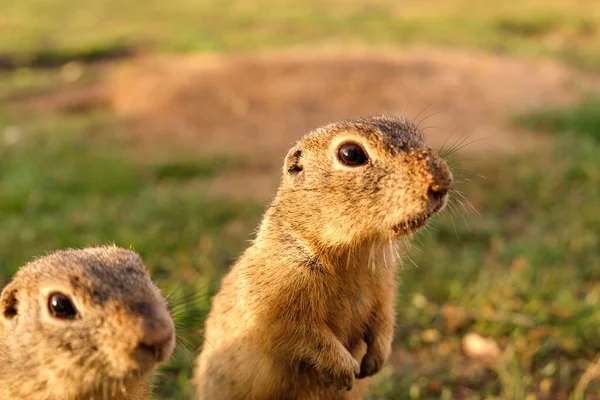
1 0 599 398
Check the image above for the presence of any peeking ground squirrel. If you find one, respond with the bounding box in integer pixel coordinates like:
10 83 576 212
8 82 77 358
193 116 453 399
0 246 175 400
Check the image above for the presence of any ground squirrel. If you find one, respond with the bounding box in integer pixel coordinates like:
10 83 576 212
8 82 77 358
0 246 175 400
193 116 453 399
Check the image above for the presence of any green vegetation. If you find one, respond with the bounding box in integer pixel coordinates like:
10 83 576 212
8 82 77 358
518 96 600 143
1 96 598 399
1 0 600 398
2 0 600 67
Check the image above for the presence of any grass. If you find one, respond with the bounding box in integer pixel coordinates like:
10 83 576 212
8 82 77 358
517 96 600 143
1 92 599 398
2 0 600 67
1 0 600 398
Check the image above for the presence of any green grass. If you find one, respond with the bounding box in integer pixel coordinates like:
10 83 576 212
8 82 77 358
2 0 600 67
517 96 600 143
2 0 600 397
1 93 599 398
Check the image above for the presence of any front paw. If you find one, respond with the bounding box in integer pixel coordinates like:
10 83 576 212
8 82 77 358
319 353 360 391
358 348 389 379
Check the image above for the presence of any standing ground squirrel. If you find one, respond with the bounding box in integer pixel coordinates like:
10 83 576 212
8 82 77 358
0 246 175 400
193 116 453 400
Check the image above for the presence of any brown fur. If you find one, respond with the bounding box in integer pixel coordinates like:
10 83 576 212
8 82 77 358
193 116 453 400
0 246 176 400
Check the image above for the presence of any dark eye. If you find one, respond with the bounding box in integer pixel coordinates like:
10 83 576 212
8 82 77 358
48 292 77 319
337 142 369 166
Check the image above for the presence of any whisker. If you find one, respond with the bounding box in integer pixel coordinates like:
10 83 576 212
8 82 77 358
176 335 197 355
439 131 470 159
453 198 471 217
441 136 491 159
437 129 459 158
404 252 420 269
419 125 443 132
448 211 459 238
461 213 471 231
413 104 432 125
412 233 425 250
382 243 390 269
446 199 460 219
452 190 480 215
417 110 445 129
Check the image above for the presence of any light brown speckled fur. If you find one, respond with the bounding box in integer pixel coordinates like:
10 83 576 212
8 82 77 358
194 116 453 400
0 246 175 400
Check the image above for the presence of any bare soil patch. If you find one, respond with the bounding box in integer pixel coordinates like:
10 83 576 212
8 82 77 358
12 48 586 201
106 48 582 200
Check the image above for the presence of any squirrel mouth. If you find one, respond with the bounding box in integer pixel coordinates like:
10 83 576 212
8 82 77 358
392 213 431 235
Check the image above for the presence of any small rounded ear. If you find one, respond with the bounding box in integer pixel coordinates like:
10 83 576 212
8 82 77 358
0 281 19 322
283 145 304 185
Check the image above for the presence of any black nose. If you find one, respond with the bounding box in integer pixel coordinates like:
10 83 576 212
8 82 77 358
428 153 453 195
424 152 452 212
427 183 448 201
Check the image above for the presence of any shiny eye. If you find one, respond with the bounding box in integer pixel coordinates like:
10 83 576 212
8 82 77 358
337 142 369 166
48 292 77 319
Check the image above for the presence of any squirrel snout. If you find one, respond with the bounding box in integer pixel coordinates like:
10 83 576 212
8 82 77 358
412 149 453 196
134 306 175 363
427 154 453 196
424 153 452 213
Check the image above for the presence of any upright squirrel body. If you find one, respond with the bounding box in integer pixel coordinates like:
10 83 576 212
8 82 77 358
194 116 452 399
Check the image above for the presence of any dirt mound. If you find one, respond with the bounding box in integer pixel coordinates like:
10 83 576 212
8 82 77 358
107 48 581 200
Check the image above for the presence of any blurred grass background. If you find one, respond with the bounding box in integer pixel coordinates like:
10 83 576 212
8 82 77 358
1 1 600 399
3 0 600 66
